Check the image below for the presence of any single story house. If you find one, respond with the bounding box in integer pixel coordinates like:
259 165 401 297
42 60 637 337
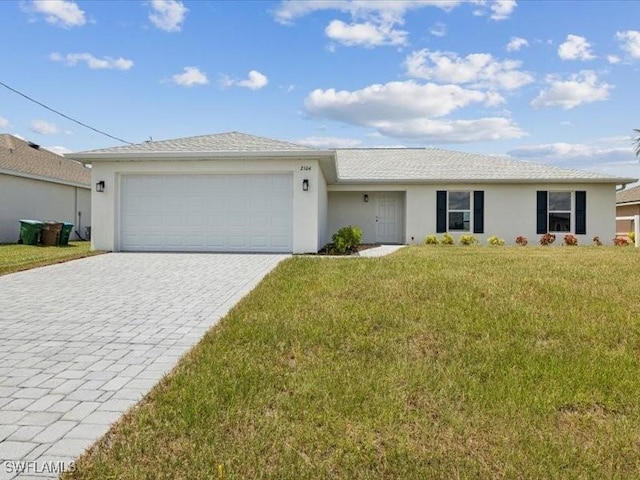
615 184 640 234
0 134 91 243
67 132 636 253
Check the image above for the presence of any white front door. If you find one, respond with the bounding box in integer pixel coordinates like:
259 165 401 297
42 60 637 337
375 193 403 244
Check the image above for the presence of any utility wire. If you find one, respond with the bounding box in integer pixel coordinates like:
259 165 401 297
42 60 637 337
0 80 134 145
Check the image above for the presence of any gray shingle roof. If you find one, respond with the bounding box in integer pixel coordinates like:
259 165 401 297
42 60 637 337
0 134 90 186
78 131 316 154
335 148 633 183
617 184 640 204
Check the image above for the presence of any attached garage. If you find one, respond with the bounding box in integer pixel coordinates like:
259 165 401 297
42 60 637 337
120 174 293 252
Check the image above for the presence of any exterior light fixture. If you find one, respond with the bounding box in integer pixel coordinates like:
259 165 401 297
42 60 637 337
96 181 105 193
364 194 369 203
302 179 309 191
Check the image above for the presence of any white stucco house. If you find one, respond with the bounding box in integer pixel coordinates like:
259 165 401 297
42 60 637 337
0 134 91 243
67 132 636 253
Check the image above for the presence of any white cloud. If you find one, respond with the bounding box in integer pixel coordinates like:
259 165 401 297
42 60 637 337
429 22 447 37
50 52 133 70
30 120 60 135
304 80 526 142
220 70 268 90
489 0 517 20
27 0 86 28
531 71 611 109
170 66 209 87
508 137 638 178
325 19 407 47
557 34 595 60
405 49 533 91
149 0 187 32
297 136 363 148
506 36 528 52
616 30 640 58
44 145 72 156
374 117 526 142
0 117 9 128
273 1 462 25
607 54 621 64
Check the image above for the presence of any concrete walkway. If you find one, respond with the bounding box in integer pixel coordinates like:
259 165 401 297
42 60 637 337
0 253 287 479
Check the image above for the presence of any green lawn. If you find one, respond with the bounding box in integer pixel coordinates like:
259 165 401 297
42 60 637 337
0 241 102 276
65 246 640 479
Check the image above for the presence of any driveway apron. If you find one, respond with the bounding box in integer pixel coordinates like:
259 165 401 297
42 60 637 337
0 253 287 479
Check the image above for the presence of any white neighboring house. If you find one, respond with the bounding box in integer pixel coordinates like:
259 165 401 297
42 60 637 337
67 132 636 253
0 134 91 243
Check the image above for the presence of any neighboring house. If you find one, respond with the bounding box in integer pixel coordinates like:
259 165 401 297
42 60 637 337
615 184 640 234
0 134 91 243
67 132 636 253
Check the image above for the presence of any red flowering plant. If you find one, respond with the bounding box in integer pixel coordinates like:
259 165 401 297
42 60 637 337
515 236 528 246
613 237 630 246
563 234 578 246
539 233 556 246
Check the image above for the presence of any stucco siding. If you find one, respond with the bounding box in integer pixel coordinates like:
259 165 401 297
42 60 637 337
330 182 617 245
0 174 90 243
317 168 329 248
91 158 322 253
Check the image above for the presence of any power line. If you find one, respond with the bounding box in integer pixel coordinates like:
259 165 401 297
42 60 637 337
0 80 134 145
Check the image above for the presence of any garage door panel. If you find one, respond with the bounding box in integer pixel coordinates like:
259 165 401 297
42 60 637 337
121 174 292 252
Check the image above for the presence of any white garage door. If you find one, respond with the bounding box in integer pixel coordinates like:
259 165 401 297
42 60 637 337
120 174 293 252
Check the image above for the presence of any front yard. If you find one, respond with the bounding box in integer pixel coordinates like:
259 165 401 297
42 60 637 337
0 241 101 276
65 246 640 479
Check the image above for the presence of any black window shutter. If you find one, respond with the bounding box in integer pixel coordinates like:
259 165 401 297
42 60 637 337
436 190 447 233
473 191 484 234
536 191 548 234
575 191 586 234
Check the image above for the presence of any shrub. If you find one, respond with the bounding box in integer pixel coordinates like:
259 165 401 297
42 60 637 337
613 237 630 247
331 225 363 254
515 236 528 246
539 233 556 246
459 234 478 246
424 234 440 245
629 231 636 244
488 235 505 246
441 233 455 245
593 236 603 246
563 234 578 246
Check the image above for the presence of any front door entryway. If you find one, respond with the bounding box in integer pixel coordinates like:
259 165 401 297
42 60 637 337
375 192 403 244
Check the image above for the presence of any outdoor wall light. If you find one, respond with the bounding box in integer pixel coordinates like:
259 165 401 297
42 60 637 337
96 181 105 193
364 194 369 203
302 179 309 191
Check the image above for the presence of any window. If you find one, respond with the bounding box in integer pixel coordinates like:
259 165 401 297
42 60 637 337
448 191 471 231
537 190 585 235
548 191 571 232
437 190 484 234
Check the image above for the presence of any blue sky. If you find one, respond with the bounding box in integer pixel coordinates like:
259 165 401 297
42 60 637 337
1 0 639 180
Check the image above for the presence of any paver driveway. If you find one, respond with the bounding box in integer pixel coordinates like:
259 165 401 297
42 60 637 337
0 253 288 479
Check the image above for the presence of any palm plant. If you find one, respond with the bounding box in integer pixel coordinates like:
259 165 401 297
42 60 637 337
635 129 640 157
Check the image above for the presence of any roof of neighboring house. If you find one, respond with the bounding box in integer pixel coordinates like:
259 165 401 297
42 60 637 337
616 184 640 204
0 134 90 187
72 131 319 156
335 148 635 184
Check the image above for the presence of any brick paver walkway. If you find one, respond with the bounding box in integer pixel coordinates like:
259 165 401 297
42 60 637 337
0 253 287 479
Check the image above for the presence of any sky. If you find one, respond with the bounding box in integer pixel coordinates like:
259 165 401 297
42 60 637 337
1 0 639 181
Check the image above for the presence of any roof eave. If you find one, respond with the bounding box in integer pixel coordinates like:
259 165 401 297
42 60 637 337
67 150 334 163
0 168 90 189
333 177 637 185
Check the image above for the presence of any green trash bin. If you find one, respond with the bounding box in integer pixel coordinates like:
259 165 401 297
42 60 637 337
59 222 74 246
19 219 43 245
